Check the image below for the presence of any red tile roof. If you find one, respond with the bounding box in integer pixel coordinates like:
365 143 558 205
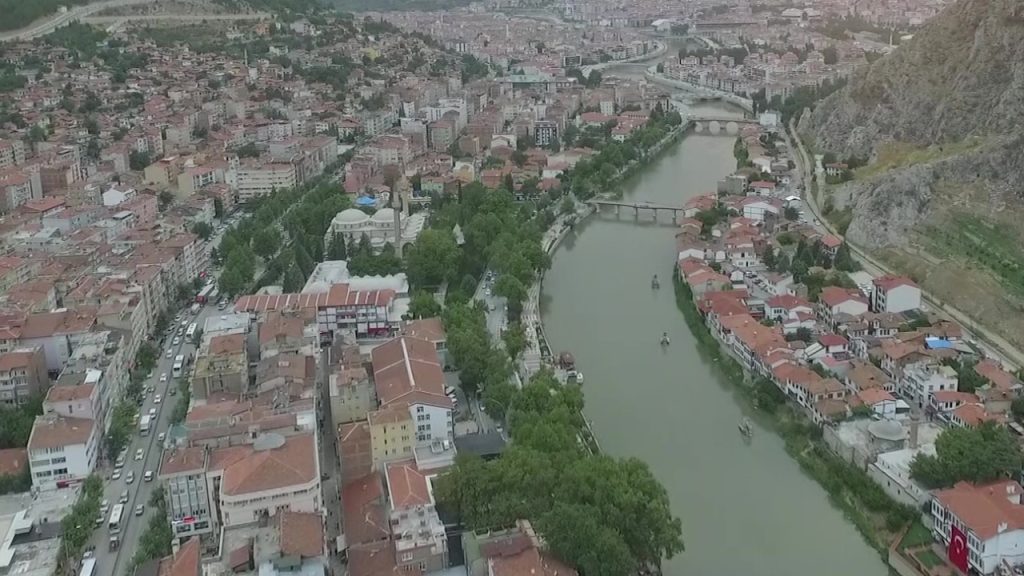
342 473 390 547
219 434 317 496
279 511 324 558
933 481 1024 540
371 336 450 409
235 284 395 313
385 460 431 510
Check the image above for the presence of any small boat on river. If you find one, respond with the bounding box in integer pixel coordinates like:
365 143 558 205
651 274 660 289
739 417 754 437
660 332 670 346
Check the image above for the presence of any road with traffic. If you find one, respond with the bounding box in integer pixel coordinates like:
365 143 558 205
0 0 157 41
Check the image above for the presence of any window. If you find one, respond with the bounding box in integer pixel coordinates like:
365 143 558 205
416 406 424 414
401 553 413 562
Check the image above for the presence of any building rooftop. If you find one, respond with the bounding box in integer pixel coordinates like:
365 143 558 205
220 433 318 497
28 415 93 450
370 336 449 409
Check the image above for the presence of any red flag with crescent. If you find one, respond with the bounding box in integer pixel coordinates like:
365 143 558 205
948 524 969 573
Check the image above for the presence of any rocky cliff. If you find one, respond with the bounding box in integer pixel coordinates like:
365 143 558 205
798 0 1024 250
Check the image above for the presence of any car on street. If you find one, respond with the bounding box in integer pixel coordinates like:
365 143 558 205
144 470 154 482
119 490 129 504
169 386 177 396
149 408 157 417
126 470 135 484
95 514 104 527
111 470 121 481
172 336 181 345
115 454 125 468
154 394 162 404
135 504 144 516
159 373 167 383
100 499 109 514
157 432 166 442
165 349 173 358
444 386 455 396
135 448 144 461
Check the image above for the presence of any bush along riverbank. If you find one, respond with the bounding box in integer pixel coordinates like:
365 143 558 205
672 270 918 557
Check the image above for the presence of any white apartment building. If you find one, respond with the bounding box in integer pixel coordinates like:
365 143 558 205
44 380 100 421
901 361 958 409
231 162 297 202
931 480 1024 575
872 275 922 314
27 415 99 491
209 433 320 527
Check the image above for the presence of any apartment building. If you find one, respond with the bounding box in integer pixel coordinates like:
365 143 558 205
872 275 922 314
0 348 49 406
234 283 399 341
27 414 99 491
384 460 447 571
371 336 453 449
159 447 214 544
192 333 248 400
232 161 297 202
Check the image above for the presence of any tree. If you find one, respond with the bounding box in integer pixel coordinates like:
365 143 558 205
762 245 777 269
105 401 136 459
783 206 800 221
559 196 575 215
406 229 459 288
294 243 315 277
129 150 151 171
282 263 305 292
251 228 281 260
327 233 348 261
434 371 684 574
407 291 442 319
911 422 1022 489
833 243 857 272
190 221 213 241
213 197 225 219
502 322 526 361
158 190 174 211
218 266 247 297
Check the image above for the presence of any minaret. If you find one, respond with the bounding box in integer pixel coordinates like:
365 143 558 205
391 189 403 259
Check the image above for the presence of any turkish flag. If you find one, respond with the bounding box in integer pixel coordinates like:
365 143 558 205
948 524 969 573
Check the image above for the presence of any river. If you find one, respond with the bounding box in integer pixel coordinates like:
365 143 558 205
540 103 888 576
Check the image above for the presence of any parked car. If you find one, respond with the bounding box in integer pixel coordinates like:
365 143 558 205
144 470 154 482
119 490 129 504
159 373 168 383
125 471 135 484
157 432 165 442
100 499 110 515
134 504 144 516
135 448 144 461
111 470 121 481
154 394 162 404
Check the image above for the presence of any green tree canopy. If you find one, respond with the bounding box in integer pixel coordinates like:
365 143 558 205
406 291 442 320
406 229 459 288
911 422 1022 489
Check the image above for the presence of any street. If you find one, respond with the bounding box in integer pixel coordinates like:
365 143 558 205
85 303 226 576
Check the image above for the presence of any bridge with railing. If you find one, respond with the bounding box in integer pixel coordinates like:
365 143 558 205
586 199 686 222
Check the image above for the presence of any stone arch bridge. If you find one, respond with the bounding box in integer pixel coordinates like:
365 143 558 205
688 116 760 136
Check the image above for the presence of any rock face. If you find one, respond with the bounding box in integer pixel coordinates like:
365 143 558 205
799 0 1024 248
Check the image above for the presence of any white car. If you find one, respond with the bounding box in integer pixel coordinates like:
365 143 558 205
444 386 455 396
149 408 157 418
99 499 110 515
172 336 181 345
125 471 135 484
135 448 144 461
144 470 154 482
159 373 167 383
165 349 173 358
135 504 145 516
154 394 162 404
111 470 121 481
